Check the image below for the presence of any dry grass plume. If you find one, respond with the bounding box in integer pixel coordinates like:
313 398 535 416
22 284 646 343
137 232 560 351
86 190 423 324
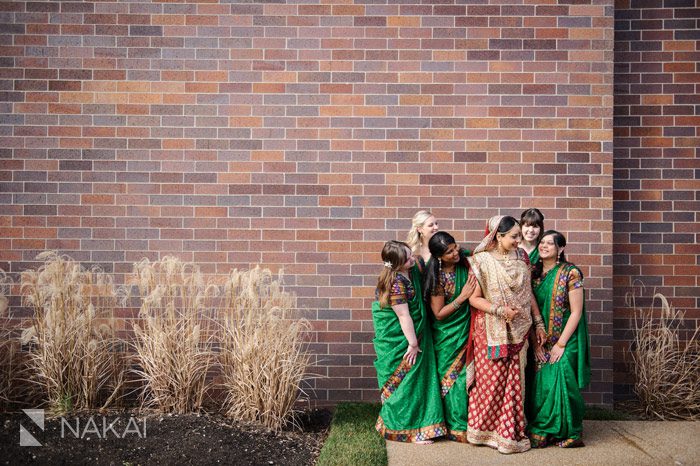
629 292 700 420
19 252 125 415
220 266 311 431
0 269 23 409
128 256 218 414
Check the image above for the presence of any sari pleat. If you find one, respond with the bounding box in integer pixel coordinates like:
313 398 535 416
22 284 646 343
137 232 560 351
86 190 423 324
372 265 446 441
430 262 471 442
526 263 591 446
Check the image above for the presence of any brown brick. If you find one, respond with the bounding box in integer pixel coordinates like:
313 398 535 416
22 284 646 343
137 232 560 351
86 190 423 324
0 3 630 407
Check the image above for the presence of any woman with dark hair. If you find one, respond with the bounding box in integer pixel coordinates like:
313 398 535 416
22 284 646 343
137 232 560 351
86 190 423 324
422 232 477 442
526 230 591 448
372 240 446 444
519 208 545 265
466 215 546 454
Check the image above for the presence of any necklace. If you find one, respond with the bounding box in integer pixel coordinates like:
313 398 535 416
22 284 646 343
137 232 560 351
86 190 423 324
494 248 511 265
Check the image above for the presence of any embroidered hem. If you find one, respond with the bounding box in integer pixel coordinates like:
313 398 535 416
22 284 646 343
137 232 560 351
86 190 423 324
380 358 413 404
467 428 531 454
528 433 584 449
440 344 467 397
376 416 447 443
447 429 468 443
529 432 548 448
558 437 585 448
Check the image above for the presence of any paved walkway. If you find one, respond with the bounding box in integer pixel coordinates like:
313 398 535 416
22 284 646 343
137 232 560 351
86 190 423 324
387 420 700 466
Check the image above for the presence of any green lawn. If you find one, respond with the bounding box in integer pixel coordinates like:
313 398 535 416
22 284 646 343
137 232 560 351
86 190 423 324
317 402 387 466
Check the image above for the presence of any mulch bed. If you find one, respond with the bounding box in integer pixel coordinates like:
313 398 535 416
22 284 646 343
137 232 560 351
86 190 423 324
1 409 332 465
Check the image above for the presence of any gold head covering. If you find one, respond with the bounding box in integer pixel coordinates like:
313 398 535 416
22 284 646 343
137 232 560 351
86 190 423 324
473 215 504 254
468 215 532 358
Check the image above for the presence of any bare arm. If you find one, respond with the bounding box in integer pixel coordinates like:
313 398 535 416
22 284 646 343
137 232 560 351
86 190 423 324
391 303 421 364
431 275 477 321
530 293 546 347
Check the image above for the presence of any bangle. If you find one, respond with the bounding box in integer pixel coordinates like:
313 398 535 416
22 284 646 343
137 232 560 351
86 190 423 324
452 300 460 310
555 340 566 349
490 304 503 317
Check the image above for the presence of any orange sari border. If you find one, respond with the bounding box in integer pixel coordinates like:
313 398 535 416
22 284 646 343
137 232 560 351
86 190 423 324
448 429 468 443
440 343 467 397
375 416 447 443
379 358 413 404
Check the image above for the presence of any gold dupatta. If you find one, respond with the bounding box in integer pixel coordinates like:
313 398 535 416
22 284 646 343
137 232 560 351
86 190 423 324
467 249 532 359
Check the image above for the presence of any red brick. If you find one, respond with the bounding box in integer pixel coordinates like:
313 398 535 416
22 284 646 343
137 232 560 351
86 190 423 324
0 4 629 407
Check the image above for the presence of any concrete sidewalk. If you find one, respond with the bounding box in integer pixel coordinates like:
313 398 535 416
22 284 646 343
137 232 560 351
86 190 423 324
387 420 700 465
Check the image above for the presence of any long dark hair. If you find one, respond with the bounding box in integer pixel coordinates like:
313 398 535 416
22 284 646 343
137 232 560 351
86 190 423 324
422 231 456 301
520 208 545 245
376 240 411 308
533 229 568 279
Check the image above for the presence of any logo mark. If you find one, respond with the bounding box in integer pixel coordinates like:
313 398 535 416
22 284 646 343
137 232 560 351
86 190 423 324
20 409 44 447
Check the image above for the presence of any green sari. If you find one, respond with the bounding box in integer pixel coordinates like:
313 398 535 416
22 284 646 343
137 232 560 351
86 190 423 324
526 263 591 447
372 265 446 441
528 247 539 266
430 262 471 442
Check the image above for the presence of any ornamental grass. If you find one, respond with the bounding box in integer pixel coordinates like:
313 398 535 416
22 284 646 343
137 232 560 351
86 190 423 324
219 266 311 431
629 292 700 420
19 252 125 415
0 269 23 410
128 256 218 414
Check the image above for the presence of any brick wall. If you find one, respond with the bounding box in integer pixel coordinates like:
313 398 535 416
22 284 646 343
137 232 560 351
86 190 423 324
613 0 699 400
1 1 614 405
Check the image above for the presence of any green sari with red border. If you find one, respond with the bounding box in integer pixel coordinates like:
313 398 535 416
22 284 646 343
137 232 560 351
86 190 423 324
526 262 591 447
372 264 446 442
430 261 472 442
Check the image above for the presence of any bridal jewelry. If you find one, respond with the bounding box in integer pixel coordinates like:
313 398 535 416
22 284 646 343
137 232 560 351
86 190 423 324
499 247 511 265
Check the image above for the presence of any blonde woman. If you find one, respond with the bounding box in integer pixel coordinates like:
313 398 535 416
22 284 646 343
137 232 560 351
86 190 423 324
406 210 439 266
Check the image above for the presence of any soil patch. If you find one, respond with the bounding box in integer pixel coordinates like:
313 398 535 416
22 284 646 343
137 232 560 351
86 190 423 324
1 409 332 465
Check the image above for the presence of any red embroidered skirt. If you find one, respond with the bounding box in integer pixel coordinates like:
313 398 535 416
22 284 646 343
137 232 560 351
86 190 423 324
466 311 531 454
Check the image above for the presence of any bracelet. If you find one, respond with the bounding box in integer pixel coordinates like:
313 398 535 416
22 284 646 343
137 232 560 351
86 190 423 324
452 300 460 310
490 304 504 317
555 340 566 349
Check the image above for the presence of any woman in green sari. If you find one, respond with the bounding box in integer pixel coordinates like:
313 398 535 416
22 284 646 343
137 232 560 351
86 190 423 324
422 232 477 442
372 240 446 443
519 208 545 266
526 230 591 448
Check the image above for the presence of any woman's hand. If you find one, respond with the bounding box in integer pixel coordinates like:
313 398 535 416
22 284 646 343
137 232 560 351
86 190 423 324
460 274 477 299
533 344 547 363
549 343 564 364
404 342 421 365
502 306 518 323
536 327 547 347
